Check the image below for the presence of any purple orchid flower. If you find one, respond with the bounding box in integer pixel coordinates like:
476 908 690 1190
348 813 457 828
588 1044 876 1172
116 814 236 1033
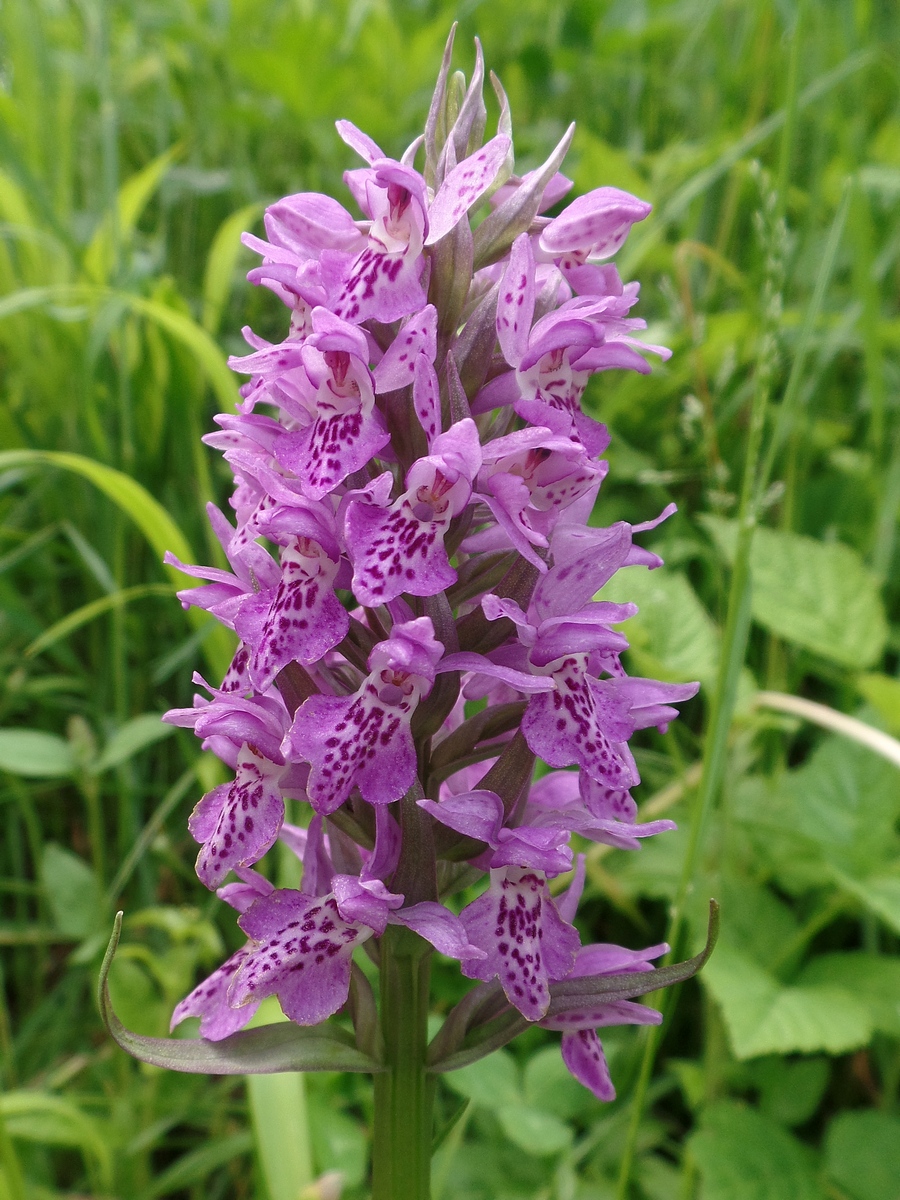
343 419 481 605
282 617 443 812
459 866 581 1020
540 941 667 1100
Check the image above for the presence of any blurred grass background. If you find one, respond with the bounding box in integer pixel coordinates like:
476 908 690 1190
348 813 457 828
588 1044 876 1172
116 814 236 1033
1 1 900 1197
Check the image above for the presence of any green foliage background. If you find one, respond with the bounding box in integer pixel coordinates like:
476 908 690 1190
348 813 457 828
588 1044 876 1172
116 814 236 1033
1 1 899 1197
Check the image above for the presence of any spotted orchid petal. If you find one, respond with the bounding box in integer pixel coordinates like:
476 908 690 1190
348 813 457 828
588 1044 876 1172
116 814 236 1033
247 537 348 691
344 420 481 605
521 653 640 791
372 306 437 393
426 134 512 245
170 948 260 1042
230 888 377 1026
283 618 442 813
539 187 652 260
189 743 286 889
459 867 580 1020
496 232 536 367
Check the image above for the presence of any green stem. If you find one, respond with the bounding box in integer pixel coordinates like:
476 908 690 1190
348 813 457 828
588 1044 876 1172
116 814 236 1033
372 925 434 1200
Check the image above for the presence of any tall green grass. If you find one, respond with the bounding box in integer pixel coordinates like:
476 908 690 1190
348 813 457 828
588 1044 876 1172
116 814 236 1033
1 1 899 1196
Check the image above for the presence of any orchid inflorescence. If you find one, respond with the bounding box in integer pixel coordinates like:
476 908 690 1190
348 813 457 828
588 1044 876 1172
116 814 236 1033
160 32 700 1107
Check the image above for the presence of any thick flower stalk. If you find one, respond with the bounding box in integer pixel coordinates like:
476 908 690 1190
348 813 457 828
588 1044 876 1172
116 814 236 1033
102 33 713 1200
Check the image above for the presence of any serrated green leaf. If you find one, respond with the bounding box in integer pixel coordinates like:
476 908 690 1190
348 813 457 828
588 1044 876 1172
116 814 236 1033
702 943 872 1059
689 1101 823 1200
442 1048 520 1107
42 844 105 939
0 728 75 777
799 953 900 1036
702 517 887 668
94 713 174 773
496 1104 572 1157
747 1057 830 1128
825 1110 900 1200
523 1045 593 1121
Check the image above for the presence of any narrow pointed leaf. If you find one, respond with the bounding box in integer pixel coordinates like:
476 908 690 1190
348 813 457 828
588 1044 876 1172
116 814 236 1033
98 915 383 1074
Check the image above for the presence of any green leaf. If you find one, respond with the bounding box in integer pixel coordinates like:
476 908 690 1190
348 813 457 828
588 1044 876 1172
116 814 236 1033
308 1100 368 1190
0 448 234 677
248 1074 314 1200
824 1111 900 1200
702 517 887 668
746 1057 830 1128
442 1048 520 1107
137 1132 253 1200
42 844 105 939
702 943 872 1059
689 1101 823 1200
202 201 264 335
0 1092 113 1191
523 1045 593 1122
98 914 382 1074
496 1104 572 1157
734 734 900 888
833 871 900 936
598 565 719 689
0 729 74 777
84 146 180 284
93 713 174 774
799 953 900 1036
856 672 900 735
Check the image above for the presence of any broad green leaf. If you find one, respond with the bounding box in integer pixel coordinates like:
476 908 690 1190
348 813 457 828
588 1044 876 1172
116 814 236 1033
834 872 900 936
0 729 74 777
442 1048 520 1107
746 1057 830 1128
0 448 234 677
0 1092 112 1191
734 735 900 889
137 1132 253 1200
202 201 264 334
689 1101 823 1200
856 672 900 734
798 953 900 1037
41 844 105 939
598 565 719 688
99 915 381 1074
496 1104 572 1157
702 517 887 668
825 1111 900 1200
702 943 871 1059
93 713 174 774
84 146 180 284
523 1045 593 1122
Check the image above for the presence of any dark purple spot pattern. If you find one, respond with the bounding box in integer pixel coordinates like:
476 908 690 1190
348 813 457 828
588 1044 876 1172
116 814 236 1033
460 868 580 1020
345 489 456 606
190 746 286 889
284 682 417 813
249 539 348 690
230 890 371 1025
521 655 639 791
170 947 259 1041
